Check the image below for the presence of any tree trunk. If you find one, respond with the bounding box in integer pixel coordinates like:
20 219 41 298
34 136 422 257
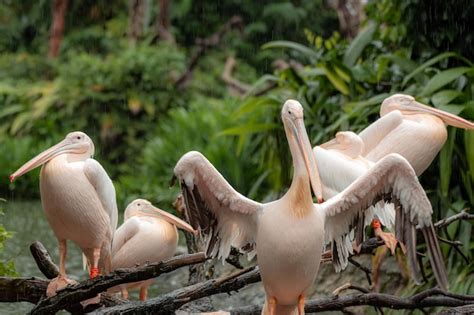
129 0 146 43
330 0 364 39
48 0 68 58
156 0 175 43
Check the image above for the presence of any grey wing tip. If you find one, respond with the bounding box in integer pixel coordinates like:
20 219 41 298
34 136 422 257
421 224 449 291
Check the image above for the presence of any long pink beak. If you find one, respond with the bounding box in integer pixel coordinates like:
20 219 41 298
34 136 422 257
405 101 474 129
292 118 324 203
10 139 75 182
142 206 197 234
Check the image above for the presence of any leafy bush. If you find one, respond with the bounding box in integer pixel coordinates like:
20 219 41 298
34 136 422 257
0 200 17 276
117 96 271 209
1 43 187 195
225 18 474 293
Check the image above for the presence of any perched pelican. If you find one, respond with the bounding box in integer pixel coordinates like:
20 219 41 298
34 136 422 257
174 100 448 315
110 199 195 301
314 131 399 253
315 94 474 254
360 94 474 175
10 131 117 296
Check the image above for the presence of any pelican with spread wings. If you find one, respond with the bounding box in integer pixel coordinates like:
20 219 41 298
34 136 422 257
173 100 448 315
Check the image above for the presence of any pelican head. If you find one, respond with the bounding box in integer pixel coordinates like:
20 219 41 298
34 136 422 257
124 199 196 233
320 131 365 158
281 100 323 203
381 94 474 129
10 131 94 182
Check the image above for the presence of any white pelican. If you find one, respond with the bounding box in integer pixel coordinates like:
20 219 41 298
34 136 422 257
315 94 474 254
173 100 448 315
360 93 474 175
10 131 118 296
314 131 399 254
110 198 195 301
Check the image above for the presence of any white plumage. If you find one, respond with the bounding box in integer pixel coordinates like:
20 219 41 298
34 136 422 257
174 100 448 315
10 131 118 296
109 199 195 301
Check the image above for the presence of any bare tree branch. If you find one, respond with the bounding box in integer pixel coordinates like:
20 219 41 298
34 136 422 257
93 266 261 314
30 253 207 314
222 56 251 96
29 241 59 279
231 288 474 314
434 209 473 229
175 16 243 89
0 277 48 304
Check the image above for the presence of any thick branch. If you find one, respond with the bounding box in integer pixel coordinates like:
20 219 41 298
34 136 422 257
231 288 474 314
94 266 261 314
221 56 251 96
30 252 207 314
30 241 59 279
0 277 48 304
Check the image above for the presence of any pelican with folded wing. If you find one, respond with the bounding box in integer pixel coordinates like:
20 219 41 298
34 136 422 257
360 94 474 174
315 94 474 253
110 199 195 300
10 131 117 296
174 100 448 315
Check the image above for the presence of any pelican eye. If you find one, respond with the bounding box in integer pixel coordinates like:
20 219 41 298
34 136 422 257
76 136 81 140
288 110 292 115
137 203 141 206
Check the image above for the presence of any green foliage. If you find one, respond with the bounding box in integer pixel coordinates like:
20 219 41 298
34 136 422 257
2 43 187 196
118 97 270 209
226 12 474 291
0 200 17 276
365 0 474 60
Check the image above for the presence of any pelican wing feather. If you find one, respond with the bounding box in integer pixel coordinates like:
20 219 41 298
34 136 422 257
174 151 263 260
322 153 448 290
84 159 118 236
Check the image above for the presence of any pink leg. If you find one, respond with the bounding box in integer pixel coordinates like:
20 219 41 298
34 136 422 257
89 248 101 278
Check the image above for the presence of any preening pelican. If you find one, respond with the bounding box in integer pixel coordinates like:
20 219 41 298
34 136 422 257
110 199 195 301
360 94 474 174
174 100 448 315
10 131 117 296
315 94 474 254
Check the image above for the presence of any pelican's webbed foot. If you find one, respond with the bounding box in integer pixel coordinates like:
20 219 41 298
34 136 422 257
372 218 405 255
46 274 78 297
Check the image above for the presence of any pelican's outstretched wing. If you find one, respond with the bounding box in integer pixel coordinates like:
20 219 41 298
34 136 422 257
174 151 263 260
84 159 118 235
322 153 448 290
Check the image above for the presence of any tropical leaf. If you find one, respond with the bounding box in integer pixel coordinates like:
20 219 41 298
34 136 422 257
262 40 320 61
219 123 278 136
343 23 376 67
431 89 463 107
439 128 457 198
402 52 458 86
0 104 24 119
321 65 349 95
465 130 474 184
420 67 472 96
